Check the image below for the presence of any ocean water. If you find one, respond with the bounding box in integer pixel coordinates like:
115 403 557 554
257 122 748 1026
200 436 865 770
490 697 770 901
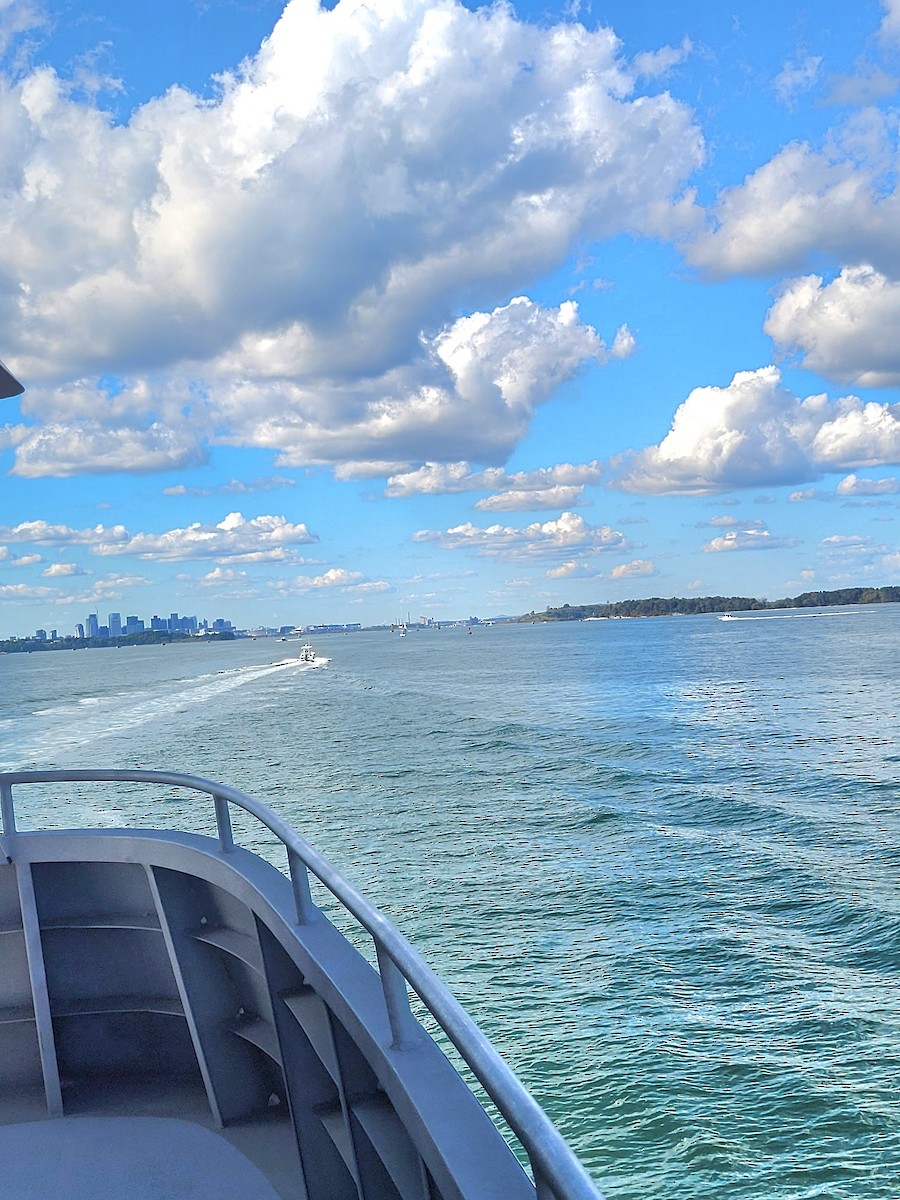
1 608 899 1199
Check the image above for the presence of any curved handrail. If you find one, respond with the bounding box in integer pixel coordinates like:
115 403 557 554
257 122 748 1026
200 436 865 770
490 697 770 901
0 767 604 1200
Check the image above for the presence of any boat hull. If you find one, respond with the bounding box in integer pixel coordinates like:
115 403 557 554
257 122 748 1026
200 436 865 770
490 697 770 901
0 827 531 1200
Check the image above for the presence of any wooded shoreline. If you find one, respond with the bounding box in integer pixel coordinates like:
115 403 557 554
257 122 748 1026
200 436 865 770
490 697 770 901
522 586 900 622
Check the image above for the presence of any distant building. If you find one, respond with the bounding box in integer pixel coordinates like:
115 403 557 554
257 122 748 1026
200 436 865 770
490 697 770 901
35 629 47 641
165 613 199 634
124 616 145 636
108 612 122 637
75 623 85 639
86 613 99 638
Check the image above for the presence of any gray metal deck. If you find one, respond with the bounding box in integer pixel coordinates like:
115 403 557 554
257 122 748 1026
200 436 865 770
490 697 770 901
0 770 603 1200
0 1116 282 1199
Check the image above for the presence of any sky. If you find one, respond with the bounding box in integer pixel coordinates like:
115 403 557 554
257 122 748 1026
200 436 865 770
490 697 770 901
2 0 900 636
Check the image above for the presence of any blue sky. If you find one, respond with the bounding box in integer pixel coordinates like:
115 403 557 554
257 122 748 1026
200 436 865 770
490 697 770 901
2 0 900 636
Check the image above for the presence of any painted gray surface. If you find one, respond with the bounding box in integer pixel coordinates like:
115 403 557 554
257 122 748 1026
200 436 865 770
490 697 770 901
0 358 23 399
0 769 604 1200
0 1116 282 1199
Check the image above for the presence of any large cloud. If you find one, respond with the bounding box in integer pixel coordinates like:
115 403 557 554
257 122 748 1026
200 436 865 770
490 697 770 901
613 366 900 494
686 121 900 280
0 0 702 475
210 298 621 467
672 25 900 397
679 72 900 396
765 265 900 386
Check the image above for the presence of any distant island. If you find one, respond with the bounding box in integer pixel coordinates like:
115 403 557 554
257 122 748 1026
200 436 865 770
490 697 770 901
521 585 900 622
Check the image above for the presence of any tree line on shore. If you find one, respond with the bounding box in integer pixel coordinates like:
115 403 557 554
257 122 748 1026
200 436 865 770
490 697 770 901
523 586 900 622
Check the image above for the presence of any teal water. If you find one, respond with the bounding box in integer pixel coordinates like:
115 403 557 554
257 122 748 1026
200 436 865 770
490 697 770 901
2 609 899 1198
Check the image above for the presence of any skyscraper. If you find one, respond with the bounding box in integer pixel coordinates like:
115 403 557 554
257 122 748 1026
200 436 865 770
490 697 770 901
86 613 99 638
108 612 122 637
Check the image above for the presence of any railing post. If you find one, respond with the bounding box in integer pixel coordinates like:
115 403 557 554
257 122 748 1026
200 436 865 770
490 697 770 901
213 793 234 853
0 780 15 862
1 780 16 835
535 1170 562 1200
376 945 420 1050
287 847 317 924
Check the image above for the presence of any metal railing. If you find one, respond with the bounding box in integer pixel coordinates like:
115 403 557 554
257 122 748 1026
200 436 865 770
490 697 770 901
0 768 604 1200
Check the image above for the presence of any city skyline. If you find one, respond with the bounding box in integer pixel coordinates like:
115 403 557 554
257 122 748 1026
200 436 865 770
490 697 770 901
22 609 233 644
2 1 900 638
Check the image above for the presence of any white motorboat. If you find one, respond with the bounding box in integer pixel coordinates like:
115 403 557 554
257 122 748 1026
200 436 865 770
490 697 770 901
0 769 603 1200
299 645 316 663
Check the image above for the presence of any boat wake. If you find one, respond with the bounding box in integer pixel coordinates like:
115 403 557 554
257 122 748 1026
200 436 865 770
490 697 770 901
1 654 329 770
718 610 865 621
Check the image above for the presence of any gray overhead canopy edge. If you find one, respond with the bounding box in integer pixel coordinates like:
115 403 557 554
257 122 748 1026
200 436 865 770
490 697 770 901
0 359 24 400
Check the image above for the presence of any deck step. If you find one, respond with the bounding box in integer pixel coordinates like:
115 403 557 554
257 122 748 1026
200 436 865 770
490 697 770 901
353 1095 427 1199
228 1014 280 1061
190 925 262 971
53 995 183 1018
0 1004 35 1025
280 988 340 1083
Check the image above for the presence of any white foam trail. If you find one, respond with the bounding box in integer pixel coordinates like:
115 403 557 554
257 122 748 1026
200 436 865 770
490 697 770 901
2 654 328 769
718 610 865 621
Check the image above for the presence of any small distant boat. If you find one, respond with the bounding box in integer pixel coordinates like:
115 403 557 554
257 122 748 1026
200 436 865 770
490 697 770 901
718 613 738 621
299 643 315 662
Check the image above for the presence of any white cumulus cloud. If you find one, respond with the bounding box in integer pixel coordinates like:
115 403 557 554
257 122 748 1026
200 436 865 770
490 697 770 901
90 512 318 562
610 558 656 578
0 520 128 545
10 422 207 478
836 472 900 495
413 511 628 561
41 562 84 577
702 529 797 553
386 457 603 509
613 366 900 494
270 568 390 595
0 0 700 476
686 120 900 281
214 299 620 470
765 265 900 386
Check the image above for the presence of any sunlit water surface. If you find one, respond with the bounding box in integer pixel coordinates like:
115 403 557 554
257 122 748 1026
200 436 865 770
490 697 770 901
2 608 898 1199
